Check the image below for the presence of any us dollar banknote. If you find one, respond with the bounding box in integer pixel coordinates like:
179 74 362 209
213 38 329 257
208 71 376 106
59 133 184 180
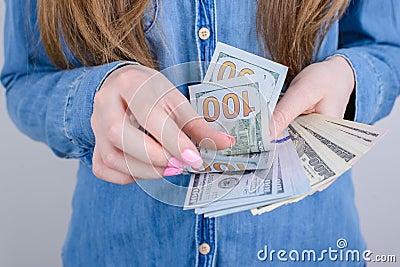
201 133 311 218
252 115 386 216
189 75 271 156
295 117 366 165
298 113 387 148
204 42 288 111
185 150 274 173
182 42 387 217
287 122 351 186
184 131 311 217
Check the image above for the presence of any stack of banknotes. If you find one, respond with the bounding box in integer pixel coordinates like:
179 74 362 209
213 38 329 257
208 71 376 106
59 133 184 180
183 42 386 217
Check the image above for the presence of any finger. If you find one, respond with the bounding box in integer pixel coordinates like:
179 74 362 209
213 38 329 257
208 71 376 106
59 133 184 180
95 90 172 168
108 122 170 167
92 146 136 185
123 152 183 178
99 141 180 178
133 104 204 169
97 142 179 179
166 89 236 149
98 141 144 175
270 86 321 139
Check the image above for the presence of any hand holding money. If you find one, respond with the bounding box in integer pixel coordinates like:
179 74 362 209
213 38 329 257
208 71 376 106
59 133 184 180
91 64 235 183
183 42 386 217
270 56 356 139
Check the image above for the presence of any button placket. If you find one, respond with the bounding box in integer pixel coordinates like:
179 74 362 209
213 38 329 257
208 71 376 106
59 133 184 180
195 215 217 267
195 0 217 66
194 2 218 266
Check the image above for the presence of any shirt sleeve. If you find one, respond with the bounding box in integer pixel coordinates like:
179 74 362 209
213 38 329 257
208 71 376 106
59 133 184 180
330 0 400 124
0 0 136 164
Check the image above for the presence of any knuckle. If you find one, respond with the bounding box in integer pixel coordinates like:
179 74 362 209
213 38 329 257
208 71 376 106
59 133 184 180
135 70 152 84
93 90 108 107
122 69 150 89
92 162 104 178
107 123 123 145
117 69 136 84
103 152 119 168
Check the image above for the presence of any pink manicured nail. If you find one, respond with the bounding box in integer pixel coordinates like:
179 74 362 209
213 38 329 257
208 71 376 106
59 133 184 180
168 157 186 169
221 132 236 146
181 149 203 169
163 167 183 177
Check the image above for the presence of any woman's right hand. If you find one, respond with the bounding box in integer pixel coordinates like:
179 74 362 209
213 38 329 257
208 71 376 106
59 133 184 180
91 65 235 185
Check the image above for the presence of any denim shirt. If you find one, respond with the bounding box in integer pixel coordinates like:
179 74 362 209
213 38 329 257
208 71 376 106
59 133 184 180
2 0 400 266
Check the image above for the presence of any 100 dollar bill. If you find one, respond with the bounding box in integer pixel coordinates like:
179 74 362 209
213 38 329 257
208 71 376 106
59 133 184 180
187 132 311 217
204 42 288 111
189 76 271 155
288 122 350 186
185 150 275 173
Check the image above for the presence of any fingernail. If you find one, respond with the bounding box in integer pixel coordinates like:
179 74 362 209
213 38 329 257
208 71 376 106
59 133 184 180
181 149 203 169
163 167 183 177
168 157 186 169
220 132 236 146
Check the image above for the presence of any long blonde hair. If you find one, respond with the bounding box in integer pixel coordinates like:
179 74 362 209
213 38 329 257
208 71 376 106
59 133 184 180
38 0 349 81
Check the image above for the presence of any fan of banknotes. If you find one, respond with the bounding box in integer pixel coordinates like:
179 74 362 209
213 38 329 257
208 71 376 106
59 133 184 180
183 42 386 217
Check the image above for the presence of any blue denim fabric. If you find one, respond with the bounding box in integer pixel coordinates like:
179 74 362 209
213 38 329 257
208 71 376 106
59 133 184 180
2 0 400 266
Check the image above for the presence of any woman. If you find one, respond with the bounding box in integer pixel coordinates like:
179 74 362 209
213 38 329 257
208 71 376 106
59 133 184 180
2 0 399 266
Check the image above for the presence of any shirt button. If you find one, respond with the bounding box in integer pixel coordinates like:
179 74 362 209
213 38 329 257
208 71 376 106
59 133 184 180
199 243 211 255
198 27 211 40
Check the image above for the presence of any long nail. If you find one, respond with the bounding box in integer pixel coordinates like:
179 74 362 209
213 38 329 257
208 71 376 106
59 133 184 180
181 149 203 169
163 167 183 177
168 157 186 169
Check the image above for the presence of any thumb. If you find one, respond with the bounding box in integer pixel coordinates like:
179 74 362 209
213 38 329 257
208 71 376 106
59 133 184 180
270 87 320 139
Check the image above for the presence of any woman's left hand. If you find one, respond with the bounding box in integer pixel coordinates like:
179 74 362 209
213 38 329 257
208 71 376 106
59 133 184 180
270 56 355 139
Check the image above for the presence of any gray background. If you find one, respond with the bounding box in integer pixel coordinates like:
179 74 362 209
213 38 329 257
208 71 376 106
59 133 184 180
0 2 399 266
